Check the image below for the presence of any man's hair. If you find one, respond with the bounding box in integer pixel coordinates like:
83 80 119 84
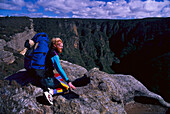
51 38 63 48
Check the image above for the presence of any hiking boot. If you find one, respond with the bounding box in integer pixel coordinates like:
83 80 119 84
44 91 53 105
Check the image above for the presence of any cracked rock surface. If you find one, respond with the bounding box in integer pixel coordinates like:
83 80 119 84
0 60 169 113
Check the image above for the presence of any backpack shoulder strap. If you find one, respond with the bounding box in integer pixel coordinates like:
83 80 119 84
34 42 39 50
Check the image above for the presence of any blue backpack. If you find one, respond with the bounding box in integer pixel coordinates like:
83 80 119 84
24 32 49 70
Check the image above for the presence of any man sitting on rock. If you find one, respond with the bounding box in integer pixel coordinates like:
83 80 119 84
44 37 76 105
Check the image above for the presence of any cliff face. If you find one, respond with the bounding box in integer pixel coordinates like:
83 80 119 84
0 17 169 103
33 17 170 102
109 19 170 101
33 18 169 75
0 19 35 80
1 60 169 113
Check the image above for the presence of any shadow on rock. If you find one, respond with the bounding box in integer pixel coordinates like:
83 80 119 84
5 70 88 105
134 96 166 106
36 91 80 106
36 96 51 106
5 71 32 86
62 91 80 100
72 75 90 87
5 70 42 88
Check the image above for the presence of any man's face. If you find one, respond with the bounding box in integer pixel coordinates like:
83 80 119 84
56 41 63 53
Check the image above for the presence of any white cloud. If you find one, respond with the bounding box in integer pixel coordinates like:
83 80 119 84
0 0 25 10
0 3 20 10
42 15 58 18
144 0 169 12
25 2 38 12
128 0 170 18
37 0 106 16
162 6 170 16
0 15 5 17
11 12 44 17
31 0 170 19
0 0 169 19
13 0 25 6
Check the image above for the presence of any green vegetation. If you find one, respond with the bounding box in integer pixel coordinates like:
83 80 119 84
0 16 30 42
33 18 116 73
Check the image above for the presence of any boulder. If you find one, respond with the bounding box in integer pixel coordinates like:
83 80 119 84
0 60 169 113
0 50 15 64
0 39 6 51
6 28 35 52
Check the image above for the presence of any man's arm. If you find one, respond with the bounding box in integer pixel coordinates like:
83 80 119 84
51 55 76 90
51 55 69 82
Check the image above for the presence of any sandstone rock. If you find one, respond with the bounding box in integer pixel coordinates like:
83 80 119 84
60 60 88 80
0 19 35 64
0 60 169 113
90 68 170 107
6 28 35 52
0 39 6 51
0 50 15 64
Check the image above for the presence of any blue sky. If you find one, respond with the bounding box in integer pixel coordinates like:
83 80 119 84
0 0 169 19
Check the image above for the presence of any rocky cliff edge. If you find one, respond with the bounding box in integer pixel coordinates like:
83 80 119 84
0 60 169 114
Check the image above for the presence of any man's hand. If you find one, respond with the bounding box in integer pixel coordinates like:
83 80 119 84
68 82 76 90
